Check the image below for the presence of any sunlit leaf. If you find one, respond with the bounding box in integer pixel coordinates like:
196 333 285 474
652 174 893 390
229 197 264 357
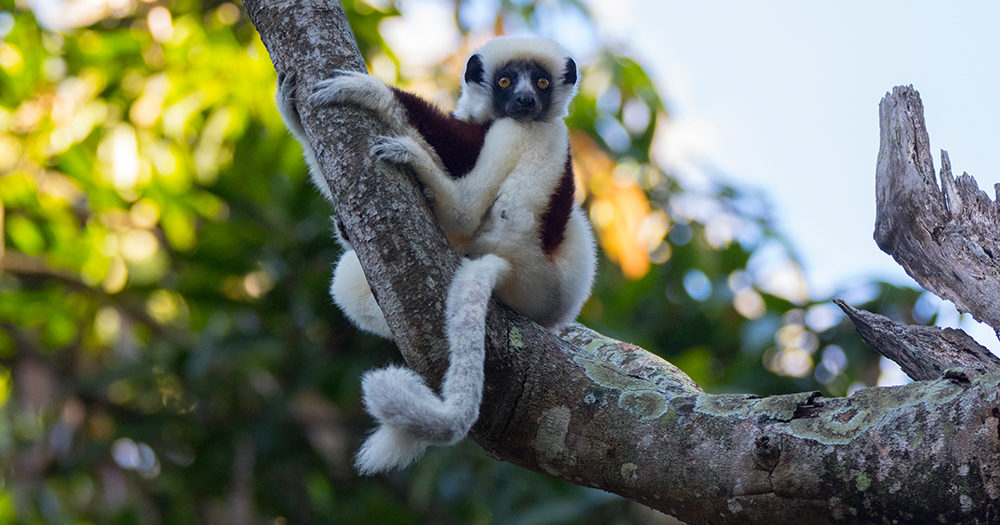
5 214 45 254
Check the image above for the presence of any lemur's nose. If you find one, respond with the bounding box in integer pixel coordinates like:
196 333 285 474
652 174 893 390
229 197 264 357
515 95 536 108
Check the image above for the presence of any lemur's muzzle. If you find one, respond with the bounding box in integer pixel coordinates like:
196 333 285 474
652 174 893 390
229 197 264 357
507 91 540 120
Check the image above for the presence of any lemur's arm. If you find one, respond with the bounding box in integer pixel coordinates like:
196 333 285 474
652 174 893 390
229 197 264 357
310 72 412 136
370 134 510 242
367 135 473 234
311 72 500 241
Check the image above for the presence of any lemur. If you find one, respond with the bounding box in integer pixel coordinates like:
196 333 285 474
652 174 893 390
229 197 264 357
276 37 596 475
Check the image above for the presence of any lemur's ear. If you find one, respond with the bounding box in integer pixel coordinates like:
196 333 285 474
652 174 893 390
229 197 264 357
561 58 577 86
464 54 485 85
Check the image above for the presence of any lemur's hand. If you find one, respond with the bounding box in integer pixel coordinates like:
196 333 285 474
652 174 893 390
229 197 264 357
371 135 422 166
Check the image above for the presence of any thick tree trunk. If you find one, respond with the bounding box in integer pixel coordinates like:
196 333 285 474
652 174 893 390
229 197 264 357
243 2 1000 523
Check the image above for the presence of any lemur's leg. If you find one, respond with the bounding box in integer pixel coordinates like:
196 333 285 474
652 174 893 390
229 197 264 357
310 71 410 135
330 250 391 339
275 72 334 203
275 71 305 138
310 72 501 239
278 71 378 332
354 254 510 475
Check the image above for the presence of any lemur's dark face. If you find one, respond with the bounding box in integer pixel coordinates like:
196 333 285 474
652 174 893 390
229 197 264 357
464 54 578 123
490 60 555 122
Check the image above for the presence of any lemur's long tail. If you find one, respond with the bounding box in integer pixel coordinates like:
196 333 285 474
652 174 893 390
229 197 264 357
354 255 510 475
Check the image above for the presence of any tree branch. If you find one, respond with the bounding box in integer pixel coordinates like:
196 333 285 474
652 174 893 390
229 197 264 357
834 299 1000 381
839 86 1000 384
875 86 1000 338
244 3 1000 522
243 0 462 379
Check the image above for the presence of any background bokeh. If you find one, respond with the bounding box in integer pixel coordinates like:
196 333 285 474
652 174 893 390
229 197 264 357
0 1 939 523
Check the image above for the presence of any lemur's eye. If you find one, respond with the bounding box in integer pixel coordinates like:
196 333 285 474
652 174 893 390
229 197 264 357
536 78 550 90
498 77 511 88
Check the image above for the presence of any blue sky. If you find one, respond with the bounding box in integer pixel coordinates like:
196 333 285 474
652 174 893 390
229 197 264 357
605 1 1000 349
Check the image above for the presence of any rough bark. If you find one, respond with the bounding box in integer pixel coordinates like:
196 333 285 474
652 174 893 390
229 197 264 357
834 299 1000 381
244 3 1000 523
242 0 461 380
840 87 1000 383
875 86 1000 338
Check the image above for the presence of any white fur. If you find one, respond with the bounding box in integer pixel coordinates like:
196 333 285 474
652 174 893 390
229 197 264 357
355 255 510 475
411 117 595 327
275 38 596 475
331 250 392 338
454 37 579 124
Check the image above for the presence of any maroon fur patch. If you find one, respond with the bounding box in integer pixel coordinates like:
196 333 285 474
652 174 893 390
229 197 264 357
538 150 575 255
391 88 488 178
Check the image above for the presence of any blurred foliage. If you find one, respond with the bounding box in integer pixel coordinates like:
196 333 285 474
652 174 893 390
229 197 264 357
0 0 928 523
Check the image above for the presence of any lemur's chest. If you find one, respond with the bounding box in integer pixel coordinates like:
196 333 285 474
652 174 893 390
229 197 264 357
480 119 567 186
474 121 574 252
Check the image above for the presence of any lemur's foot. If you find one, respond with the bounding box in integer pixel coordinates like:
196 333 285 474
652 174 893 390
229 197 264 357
275 71 304 135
